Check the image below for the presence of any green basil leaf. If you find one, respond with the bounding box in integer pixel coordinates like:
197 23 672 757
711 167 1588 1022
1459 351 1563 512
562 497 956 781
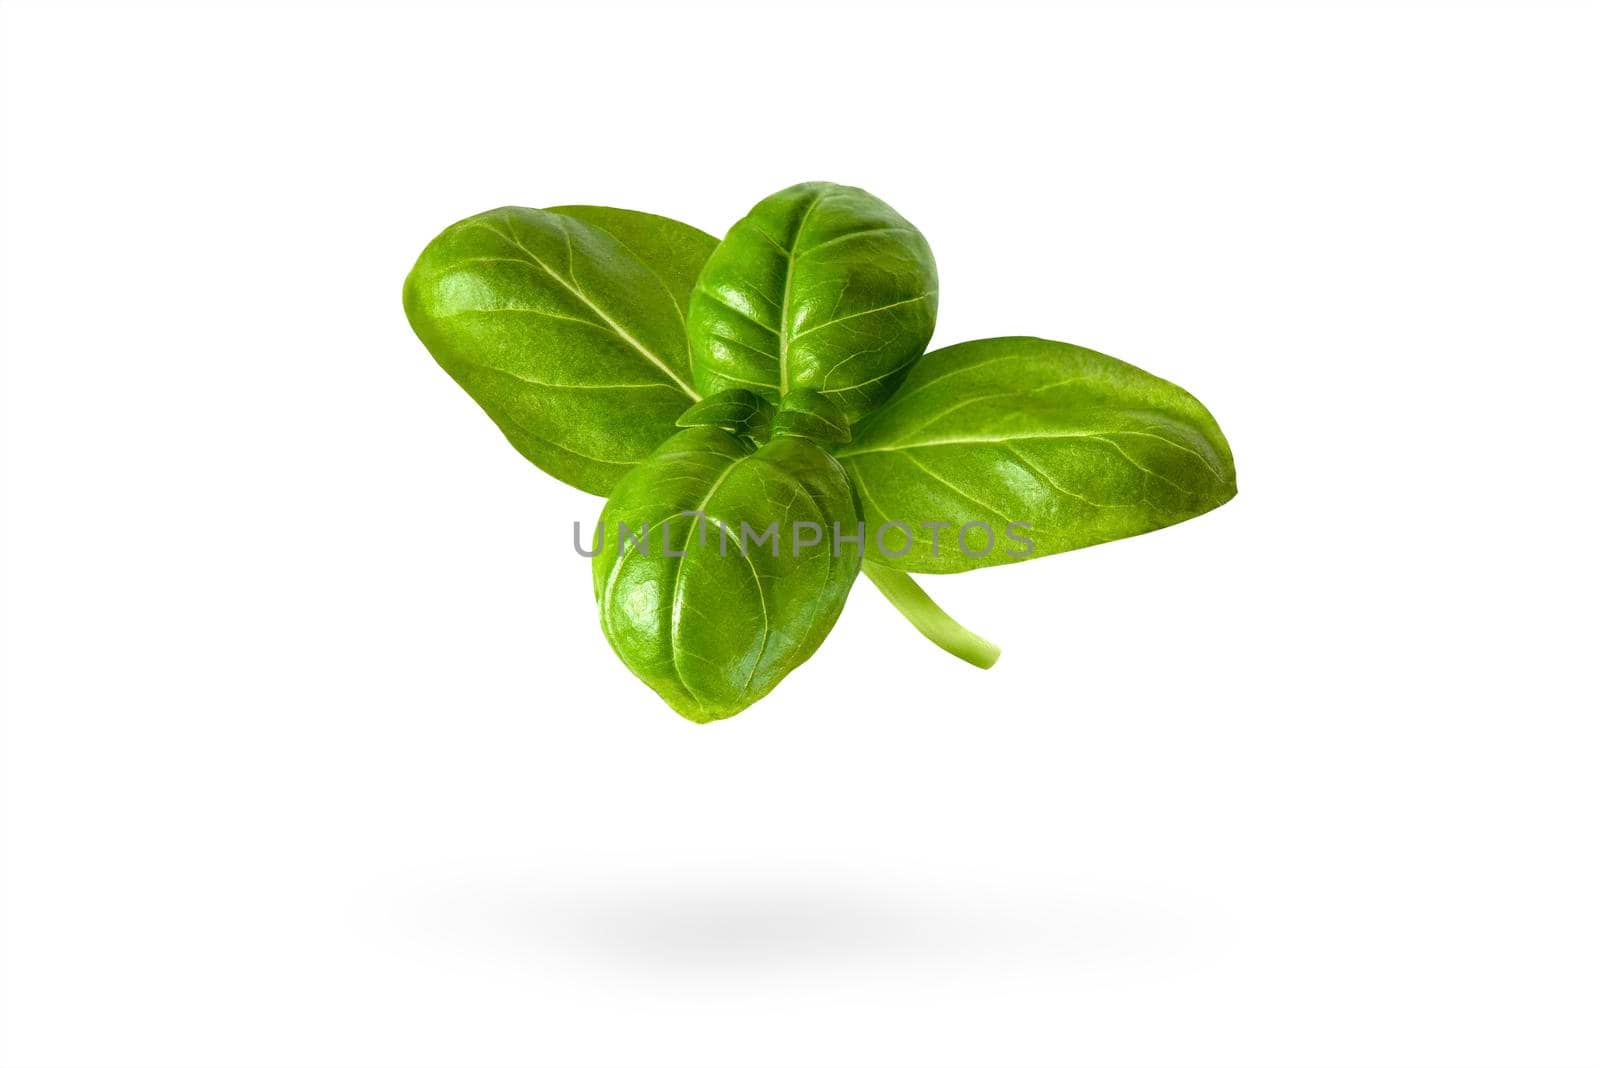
687 182 938 424
593 427 861 722
675 388 774 440
546 204 712 318
771 388 850 445
403 205 715 495
837 337 1237 573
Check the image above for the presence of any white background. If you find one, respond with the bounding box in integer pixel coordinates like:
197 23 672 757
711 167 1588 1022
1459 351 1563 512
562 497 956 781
3 2 1596 1066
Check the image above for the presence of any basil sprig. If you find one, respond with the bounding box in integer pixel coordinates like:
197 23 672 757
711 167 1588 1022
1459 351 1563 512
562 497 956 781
405 182 1236 721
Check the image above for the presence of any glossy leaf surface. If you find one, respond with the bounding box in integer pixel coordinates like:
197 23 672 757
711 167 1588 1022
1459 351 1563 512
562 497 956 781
837 337 1237 573
592 427 861 722
675 388 774 441
687 182 937 423
547 204 715 318
771 388 850 445
403 205 714 495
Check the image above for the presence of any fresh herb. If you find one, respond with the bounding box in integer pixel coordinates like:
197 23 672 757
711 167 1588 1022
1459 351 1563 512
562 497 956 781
404 182 1237 722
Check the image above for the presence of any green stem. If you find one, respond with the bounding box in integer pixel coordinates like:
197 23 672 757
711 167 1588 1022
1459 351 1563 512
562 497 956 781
861 561 1001 669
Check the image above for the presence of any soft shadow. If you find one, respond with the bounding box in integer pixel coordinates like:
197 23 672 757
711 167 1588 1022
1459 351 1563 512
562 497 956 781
529 881 953 969
421 870 1187 977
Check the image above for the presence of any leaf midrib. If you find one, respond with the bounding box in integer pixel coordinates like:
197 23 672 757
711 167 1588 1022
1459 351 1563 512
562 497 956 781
777 191 828 397
837 429 1226 482
478 215 701 401
668 458 747 704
